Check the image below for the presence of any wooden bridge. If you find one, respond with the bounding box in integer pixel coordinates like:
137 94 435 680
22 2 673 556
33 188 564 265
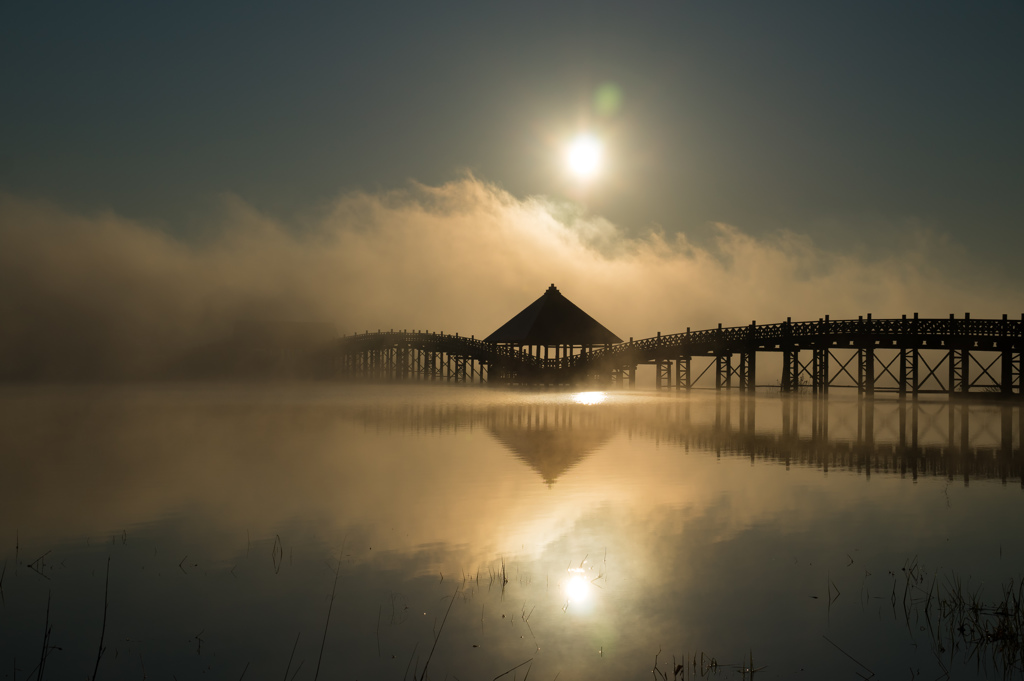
332 313 1024 398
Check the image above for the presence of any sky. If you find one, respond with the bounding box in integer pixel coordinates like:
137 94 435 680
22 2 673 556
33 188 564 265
1 1 1023 378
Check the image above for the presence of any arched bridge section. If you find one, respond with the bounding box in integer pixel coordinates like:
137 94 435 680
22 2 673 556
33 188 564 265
333 331 502 384
333 314 1024 398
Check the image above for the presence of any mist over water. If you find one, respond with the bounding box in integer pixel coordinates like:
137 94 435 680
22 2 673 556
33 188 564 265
2 384 1023 679
1 179 1017 380
4 176 1022 677
4 2 1022 677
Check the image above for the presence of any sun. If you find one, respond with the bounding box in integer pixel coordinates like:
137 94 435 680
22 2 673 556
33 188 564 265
566 133 603 180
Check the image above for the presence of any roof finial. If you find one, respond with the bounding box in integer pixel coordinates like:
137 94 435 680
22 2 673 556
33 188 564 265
547 283 559 294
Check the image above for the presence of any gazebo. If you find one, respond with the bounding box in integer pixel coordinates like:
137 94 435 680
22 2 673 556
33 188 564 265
484 284 622 362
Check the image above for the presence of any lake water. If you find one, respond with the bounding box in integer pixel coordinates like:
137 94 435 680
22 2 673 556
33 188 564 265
2 384 1023 680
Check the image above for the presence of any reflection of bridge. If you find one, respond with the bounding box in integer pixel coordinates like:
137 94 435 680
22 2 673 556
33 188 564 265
333 314 1024 397
346 397 1024 484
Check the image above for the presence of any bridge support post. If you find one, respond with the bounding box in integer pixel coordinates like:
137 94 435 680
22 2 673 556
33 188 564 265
387 347 398 381
677 357 691 391
716 354 731 390
656 360 672 390
856 349 863 394
899 349 909 399
949 348 967 399
782 350 800 393
628 366 636 389
1002 350 1013 398
864 348 875 397
397 346 409 381
738 352 756 391
856 348 875 396
1015 352 1023 399
912 348 920 400
948 348 956 398
812 348 828 395
961 349 970 398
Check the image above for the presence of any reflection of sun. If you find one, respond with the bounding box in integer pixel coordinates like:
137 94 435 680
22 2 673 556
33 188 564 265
572 391 606 405
565 567 590 602
566 134 602 179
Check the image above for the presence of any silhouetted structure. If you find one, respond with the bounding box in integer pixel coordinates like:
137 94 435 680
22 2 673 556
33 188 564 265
619 313 1024 398
486 284 620 347
484 284 621 384
332 300 1024 397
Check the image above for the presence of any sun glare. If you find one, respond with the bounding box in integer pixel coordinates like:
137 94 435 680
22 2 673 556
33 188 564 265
565 567 590 602
573 391 607 405
566 134 602 180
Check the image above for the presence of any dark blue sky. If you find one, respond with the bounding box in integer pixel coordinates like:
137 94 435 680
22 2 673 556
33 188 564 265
3 1 1022 262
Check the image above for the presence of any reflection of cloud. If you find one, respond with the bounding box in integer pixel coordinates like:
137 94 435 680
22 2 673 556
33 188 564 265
0 178 1015 379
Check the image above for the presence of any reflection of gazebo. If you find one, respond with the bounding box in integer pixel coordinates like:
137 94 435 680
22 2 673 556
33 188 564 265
489 423 614 485
485 284 622 361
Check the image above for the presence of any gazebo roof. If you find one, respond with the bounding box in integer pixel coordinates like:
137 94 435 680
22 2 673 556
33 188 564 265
484 284 622 345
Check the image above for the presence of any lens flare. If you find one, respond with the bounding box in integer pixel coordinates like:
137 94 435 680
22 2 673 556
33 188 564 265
593 82 623 116
566 134 602 179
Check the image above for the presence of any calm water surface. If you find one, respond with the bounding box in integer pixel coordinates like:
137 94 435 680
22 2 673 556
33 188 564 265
1 384 1023 680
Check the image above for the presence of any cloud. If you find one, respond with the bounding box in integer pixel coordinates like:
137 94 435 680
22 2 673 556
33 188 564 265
0 176 1016 379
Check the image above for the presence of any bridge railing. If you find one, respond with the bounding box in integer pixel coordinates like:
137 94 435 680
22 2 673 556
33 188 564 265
582 316 1022 365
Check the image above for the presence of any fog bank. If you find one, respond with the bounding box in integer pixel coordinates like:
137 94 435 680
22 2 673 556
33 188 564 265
0 177 1015 380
